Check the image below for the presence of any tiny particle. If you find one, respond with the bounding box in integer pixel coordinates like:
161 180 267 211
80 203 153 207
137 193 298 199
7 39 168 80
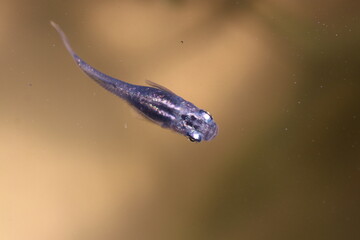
180 40 184 44
297 101 301 104
28 83 32 87
124 123 128 129
284 127 288 131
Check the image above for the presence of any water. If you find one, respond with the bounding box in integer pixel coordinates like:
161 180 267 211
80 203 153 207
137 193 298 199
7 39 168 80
1 1 359 240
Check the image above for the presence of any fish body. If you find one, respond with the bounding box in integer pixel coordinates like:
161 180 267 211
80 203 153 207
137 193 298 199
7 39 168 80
51 21 217 142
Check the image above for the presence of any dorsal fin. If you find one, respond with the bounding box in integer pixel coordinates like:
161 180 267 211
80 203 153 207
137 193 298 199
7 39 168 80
145 80 176 95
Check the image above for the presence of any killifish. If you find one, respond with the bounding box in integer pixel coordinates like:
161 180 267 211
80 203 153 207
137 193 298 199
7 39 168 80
50 21 218 142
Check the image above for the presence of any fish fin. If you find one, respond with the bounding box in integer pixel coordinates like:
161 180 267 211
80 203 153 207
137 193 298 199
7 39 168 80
50 21 77 59
51 21 131 98
145 80 176 95
129 105 164 126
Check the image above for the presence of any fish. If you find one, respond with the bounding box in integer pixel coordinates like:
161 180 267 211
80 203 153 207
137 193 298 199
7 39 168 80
50 21 218 142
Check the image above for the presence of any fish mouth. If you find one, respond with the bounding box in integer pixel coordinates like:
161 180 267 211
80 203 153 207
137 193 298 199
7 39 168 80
204 122 218 141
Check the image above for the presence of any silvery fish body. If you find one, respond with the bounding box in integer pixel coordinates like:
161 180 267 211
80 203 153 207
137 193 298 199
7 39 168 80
51 21 218 142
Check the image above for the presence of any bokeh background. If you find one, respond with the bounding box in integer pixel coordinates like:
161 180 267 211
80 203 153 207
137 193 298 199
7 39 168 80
1 0 359 239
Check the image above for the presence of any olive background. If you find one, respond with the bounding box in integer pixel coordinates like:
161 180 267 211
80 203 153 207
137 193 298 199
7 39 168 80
1 0 359 240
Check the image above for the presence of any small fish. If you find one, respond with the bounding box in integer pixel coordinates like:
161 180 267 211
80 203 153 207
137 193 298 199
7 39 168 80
50 21 218 142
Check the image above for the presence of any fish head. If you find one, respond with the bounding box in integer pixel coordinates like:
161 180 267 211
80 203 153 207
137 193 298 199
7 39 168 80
181 109 218 142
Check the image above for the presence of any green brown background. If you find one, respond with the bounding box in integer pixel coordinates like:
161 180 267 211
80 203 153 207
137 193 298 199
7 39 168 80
1 0 359 239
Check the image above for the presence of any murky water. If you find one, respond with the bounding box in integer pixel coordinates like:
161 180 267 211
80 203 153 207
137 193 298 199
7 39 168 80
1 1 359 240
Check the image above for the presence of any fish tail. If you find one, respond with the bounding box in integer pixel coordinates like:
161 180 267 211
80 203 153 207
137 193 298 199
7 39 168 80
50 21 132 99
50 21 77 60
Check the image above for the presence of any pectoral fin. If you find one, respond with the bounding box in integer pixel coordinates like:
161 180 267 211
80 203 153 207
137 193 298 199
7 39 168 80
145 80 176 95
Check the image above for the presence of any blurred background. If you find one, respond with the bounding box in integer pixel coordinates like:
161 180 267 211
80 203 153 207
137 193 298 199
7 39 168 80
1 0 359 239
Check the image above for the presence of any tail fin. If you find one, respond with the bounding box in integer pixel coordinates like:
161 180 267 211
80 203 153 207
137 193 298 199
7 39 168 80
50 21 78 61
50 21 133 98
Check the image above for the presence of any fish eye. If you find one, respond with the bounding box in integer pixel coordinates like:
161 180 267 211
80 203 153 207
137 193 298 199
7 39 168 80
188 136 196 142
199 110 213 122
187 131 202 142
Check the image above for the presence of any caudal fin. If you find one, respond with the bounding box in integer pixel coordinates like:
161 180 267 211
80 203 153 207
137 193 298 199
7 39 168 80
50 21 79 61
